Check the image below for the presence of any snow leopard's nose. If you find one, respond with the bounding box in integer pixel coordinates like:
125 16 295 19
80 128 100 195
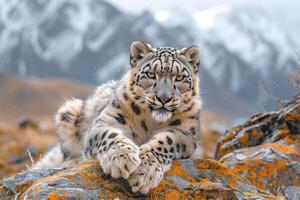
155 76 174 104
156 95 173 105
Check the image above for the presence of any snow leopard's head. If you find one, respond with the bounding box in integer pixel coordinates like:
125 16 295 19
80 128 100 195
128 41 200 122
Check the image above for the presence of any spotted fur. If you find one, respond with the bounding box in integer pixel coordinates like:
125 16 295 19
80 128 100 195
33 41 202 194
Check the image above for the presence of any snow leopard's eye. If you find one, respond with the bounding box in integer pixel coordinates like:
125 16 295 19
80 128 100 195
175 75 185 82
146 72 155 79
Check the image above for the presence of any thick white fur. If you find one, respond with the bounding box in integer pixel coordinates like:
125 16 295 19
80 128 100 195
32 145 63 169
151 110 173 122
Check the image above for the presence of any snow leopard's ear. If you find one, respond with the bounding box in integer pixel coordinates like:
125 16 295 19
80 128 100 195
179 46 200 73
130 40 153 67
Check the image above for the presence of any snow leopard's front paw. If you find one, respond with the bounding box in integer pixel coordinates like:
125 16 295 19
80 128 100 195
97 137 141 179
128 151 164 194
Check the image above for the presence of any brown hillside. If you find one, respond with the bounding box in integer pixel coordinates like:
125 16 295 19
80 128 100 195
0 72 93 125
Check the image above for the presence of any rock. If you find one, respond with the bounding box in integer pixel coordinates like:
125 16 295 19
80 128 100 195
284 186 300 200
215 94 300 159
0 159 275 200
215 94 300 197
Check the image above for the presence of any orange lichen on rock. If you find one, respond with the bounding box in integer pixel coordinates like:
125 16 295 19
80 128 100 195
216 94 300 197
220 141 300 193
47 193 70 200
0 159 276 199
164 190 181 200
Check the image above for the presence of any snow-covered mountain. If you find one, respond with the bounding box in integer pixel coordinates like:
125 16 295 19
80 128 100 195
0 0 298 116
0 0 193 80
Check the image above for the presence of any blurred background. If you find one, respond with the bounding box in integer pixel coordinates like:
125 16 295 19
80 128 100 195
0 0 299 177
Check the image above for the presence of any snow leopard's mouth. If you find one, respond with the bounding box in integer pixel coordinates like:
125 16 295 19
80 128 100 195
149 107 174 122
150 106 174 113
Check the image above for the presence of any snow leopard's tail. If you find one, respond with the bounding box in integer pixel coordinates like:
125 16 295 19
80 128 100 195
32 99 84 169
55 98 85 159
32 145 64 169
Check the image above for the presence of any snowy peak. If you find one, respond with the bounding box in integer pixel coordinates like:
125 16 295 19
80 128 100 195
195 6 297 91
197 6 296 68
0 0 122 68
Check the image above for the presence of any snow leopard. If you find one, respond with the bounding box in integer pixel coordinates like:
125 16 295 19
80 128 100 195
33 40 202 194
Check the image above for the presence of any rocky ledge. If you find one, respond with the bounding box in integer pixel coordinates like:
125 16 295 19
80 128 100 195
1 94 299 199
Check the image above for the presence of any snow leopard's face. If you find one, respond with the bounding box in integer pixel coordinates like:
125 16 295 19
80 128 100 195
129 41 200 122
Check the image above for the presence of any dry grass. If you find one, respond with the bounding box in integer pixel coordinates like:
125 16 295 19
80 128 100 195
0 123 56 178
289 69 300 89
288 53 300 88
